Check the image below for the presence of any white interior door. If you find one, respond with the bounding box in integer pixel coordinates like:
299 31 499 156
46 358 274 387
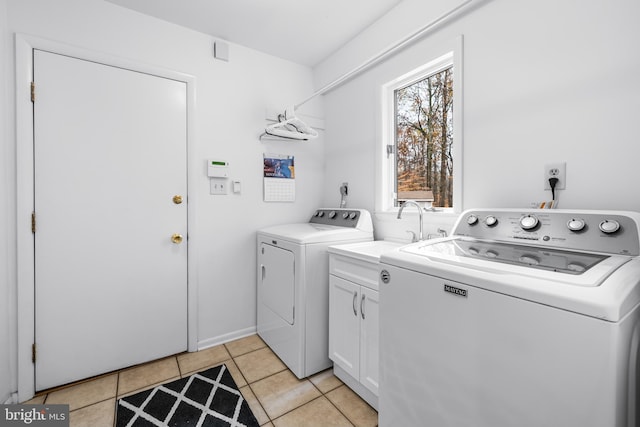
33 49 188 390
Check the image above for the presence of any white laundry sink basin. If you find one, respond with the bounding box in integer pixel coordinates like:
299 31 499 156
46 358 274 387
328 240 406 263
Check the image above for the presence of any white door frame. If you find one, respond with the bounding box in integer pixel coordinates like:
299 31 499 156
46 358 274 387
15 33 199 402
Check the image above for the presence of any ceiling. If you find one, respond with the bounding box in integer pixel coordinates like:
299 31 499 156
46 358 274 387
105 0 403 67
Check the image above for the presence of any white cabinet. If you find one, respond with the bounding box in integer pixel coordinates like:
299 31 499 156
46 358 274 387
329 275 379 393
329 249 382 409
329 276 360 377
360 288 379 395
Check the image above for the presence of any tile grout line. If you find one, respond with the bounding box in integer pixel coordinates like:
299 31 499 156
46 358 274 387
175 355 183 378
247 377 318 426
309 379 358 427
234 343 276 426
227 344 278 425
269 394 326 426
43 374 122 416
229 342 361 425
323 388 358 427
245 383 273 427
256 380 357 427
244 381 270 424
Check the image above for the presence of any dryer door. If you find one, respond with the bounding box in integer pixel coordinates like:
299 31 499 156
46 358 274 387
259 243 295 324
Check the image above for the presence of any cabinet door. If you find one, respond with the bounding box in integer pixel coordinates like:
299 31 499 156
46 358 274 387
329 275 360 379
360 289 379 396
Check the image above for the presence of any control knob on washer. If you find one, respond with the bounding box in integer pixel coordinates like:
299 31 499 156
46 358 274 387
599 219 620 234
342 212 349 219
484 215 498 227
567 218 585 232
467 214 479 226
519 214 539 230
328 211 337 219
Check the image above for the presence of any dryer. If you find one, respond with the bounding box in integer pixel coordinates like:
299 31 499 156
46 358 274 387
257 208 373 378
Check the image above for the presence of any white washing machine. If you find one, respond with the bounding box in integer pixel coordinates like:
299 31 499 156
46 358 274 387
379 209 640 427
257 208 373 378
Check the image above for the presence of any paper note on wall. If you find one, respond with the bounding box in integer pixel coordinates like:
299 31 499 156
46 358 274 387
263 154 295 202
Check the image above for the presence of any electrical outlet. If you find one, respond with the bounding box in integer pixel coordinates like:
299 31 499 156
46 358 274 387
544 162 566 190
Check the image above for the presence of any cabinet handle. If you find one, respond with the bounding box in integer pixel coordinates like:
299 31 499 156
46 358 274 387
352 291 358 316
261 265 266 281
361 293 366 319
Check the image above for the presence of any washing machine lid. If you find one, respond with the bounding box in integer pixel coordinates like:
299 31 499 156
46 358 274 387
381 238 639 321
398 237 628 287
259 223 373 244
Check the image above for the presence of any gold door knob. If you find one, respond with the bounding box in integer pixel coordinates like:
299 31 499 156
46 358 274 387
173 195 183 204
171 233 183 244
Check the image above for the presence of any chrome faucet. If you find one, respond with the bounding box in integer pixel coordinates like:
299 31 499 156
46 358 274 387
428 228 448 240
397 200 424 241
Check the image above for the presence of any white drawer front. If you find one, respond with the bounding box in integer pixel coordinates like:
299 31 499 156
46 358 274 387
330 254 380 291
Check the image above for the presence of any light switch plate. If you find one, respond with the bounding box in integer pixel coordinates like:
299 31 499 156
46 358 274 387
210 179 228 195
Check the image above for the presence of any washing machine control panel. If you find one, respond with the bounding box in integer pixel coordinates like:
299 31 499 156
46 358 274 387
310 209 367 228
453 209 640 256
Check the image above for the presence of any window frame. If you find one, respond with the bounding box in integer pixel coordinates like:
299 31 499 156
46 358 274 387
376 36 464 214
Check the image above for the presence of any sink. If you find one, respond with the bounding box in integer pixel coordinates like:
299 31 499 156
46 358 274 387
328 240 406 263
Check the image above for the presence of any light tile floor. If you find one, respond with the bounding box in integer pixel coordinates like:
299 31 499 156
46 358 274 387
25 334 378 427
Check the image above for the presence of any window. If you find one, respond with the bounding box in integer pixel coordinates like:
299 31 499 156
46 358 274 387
378 39 462 213
396 66 453 208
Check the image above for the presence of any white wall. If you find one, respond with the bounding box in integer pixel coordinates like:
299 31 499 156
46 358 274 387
0 0 16 405
2 0 324 398
319 0 640 239
314 0 464 90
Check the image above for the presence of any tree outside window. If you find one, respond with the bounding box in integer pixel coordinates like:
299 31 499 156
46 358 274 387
395 66 453 208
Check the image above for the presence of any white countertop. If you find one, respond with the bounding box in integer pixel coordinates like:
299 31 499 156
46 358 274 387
328 240 406 263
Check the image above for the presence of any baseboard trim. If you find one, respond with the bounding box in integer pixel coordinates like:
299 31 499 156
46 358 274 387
197 327 257 351
3 393 18 404
333 365 378 410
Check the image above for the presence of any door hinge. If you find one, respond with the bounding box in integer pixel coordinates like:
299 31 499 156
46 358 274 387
32 343 36 363
31 212 36 234
30 82 35 102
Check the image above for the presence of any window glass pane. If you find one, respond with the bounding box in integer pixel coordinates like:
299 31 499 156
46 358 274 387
395 66 453 208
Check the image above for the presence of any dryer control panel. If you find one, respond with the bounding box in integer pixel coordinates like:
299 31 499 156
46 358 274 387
310 208 373 231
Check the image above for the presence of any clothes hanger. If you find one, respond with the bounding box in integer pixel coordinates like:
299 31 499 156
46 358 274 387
262 106 318 141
